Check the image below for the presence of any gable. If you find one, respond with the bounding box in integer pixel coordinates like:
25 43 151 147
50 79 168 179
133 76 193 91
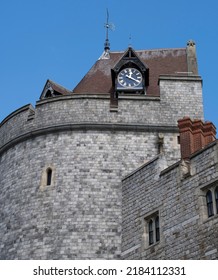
111 47 149 88
112 47 148 72
40 80 72 100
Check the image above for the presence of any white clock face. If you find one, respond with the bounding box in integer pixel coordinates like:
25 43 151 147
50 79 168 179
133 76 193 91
118 68 142 88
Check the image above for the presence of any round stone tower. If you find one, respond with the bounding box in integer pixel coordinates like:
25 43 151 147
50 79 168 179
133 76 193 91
0 43 203 259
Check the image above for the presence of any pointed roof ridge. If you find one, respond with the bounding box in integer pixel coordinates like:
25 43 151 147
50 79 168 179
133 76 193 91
112 46 148 72
109 46 187 54
47 79 71 93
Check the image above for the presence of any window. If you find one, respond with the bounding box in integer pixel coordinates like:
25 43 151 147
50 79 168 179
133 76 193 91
155 216 160 242
148 220 154 245
46 168 52 186
215 187 218 214
206 190 214 217
199 182 218 221
45 89 52 98
145 212 160 247
40 165 55 190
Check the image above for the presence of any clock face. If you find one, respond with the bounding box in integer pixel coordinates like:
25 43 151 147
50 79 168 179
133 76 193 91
117 68 142 88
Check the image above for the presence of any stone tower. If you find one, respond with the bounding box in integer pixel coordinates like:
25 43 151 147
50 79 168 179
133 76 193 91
0 41 204 259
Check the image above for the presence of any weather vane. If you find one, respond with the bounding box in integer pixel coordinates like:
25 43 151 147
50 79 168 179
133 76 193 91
104 9 115 51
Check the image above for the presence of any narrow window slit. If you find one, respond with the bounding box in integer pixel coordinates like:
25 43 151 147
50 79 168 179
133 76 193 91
206 190 214 217
215 187 218 214
155 216 160 242
148 219 154 245
46 168 52 186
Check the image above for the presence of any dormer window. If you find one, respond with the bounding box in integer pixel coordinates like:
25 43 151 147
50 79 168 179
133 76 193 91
45 89 53 98
40 79 71 100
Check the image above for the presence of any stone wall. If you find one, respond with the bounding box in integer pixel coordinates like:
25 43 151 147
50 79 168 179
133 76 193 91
159 76 203 125
0 75 203 151
0 128 179 259
122 141 218 259
0 75 204 259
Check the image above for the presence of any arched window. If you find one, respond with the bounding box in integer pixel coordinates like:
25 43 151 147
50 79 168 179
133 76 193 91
155 216 160 242
206 190 214 217
215 187 218 214
148 219 154 245
46 168 52 186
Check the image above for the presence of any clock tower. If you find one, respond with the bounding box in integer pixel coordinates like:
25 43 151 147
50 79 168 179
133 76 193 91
0 39 205 260
111 47 149 95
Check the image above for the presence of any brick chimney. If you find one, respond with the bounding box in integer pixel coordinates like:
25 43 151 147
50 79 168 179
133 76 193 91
178 117 216 159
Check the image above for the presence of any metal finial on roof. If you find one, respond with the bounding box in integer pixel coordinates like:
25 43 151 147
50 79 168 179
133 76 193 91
104 9 115 52
128 34 132 48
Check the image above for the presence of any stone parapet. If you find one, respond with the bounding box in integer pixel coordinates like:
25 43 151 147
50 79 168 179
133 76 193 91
122 140 218 259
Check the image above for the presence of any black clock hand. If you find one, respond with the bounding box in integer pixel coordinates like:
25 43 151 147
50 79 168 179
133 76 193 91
126 75 139 83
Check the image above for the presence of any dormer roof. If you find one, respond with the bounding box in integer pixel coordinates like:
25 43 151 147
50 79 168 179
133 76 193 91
40 80 72 100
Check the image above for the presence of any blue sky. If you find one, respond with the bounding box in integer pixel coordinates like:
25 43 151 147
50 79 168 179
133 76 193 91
0 0 217 131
